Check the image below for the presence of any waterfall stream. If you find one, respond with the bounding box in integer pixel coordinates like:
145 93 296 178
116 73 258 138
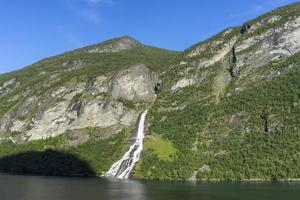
104 110 148 179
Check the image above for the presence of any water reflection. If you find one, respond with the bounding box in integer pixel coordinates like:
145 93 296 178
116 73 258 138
106 178 146 200
1 174 300 200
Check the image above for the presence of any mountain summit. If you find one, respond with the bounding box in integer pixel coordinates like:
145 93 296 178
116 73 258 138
85 35 143 54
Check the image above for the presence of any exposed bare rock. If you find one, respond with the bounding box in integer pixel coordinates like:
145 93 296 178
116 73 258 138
235 16 300 78
66 129 90 146
0 78 16 90
0 78 16 97
199 165 211 173
177 12 300 91
170 69 208 91
185 28 236 58
0 68 148 140
110 64 158 102
98 125 123 138
0 96 39 132
91 76 109 94
23 88 140 140
171 78 195 91
189 35 239 69
236 37 256 52
267 15 282 23
62 59 84 71
87 36 141 54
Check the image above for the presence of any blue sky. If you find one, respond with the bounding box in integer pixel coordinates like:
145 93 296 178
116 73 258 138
0 0 298 74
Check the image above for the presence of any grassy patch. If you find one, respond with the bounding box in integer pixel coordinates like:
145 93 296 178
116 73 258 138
213 68 232 103
144 133 177 160
118 99 136 110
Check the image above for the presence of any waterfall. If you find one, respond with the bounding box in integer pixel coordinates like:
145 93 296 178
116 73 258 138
104 110 148 179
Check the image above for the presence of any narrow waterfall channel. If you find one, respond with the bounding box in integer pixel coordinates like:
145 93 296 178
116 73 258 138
104 110 148 179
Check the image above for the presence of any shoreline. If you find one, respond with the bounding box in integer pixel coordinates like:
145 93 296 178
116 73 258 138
193 178 300 183
132 175 300 183
1 172 300 183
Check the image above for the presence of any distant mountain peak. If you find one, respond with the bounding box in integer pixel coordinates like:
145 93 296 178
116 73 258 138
86 35 142 54
117 35 139 41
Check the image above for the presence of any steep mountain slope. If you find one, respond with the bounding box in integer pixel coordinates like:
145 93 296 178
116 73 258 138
0 36 180 175
136 2 300 180
0 36 180 140
0 2 300 180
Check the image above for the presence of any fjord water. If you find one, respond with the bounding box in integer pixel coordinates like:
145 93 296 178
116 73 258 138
1 174 300 200
105 110 148 178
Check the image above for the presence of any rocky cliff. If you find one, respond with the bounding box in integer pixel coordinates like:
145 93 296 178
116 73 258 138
0 36 177 142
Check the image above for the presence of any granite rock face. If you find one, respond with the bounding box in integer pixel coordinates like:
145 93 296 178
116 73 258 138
0 63 157 141
168 8 300 92
110 64 158 102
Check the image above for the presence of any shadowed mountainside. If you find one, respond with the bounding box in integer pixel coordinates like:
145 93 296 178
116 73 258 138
0 150 95 176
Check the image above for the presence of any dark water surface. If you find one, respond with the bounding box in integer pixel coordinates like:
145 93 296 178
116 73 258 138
1 174 300 200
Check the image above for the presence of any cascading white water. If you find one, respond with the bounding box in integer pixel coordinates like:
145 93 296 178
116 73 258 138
104 110 148 179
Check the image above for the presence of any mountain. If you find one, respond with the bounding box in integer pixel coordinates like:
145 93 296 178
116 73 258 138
0 36 179 140
0 2 300 180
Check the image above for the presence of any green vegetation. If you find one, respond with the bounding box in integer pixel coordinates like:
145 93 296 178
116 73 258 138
144 133 177 160
0 39 181 118
242 2 300 41
137 5 300 180
0 129 132 176
184 27 240 60
136 52 300 180
118 99 136 110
